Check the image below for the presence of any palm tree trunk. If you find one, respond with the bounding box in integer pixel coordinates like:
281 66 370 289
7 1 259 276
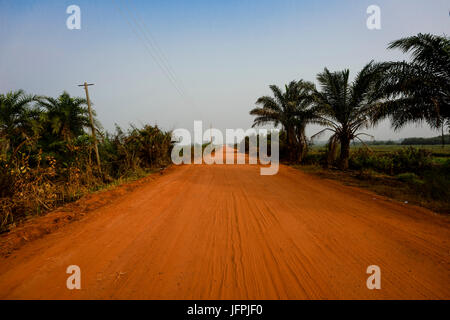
339 136 350 170
297 133 307 163
294 126 304 163
287 127 296 162
297 142 304 162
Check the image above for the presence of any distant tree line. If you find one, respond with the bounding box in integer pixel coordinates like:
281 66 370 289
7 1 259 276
401 135 450 145
349 134 450 146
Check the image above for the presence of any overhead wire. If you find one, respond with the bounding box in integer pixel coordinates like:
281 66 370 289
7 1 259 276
124 0 191 102
111 0 194 108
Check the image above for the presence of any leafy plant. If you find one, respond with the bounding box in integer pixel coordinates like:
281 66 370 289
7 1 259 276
375 34 450 138
312 61 388 169
250 80 319 162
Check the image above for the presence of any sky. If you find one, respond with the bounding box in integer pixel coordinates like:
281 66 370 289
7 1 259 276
0 0 449 141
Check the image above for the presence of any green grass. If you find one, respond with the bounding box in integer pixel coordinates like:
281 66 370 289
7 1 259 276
311 143 450 152
294 164 450 214
355 144 450 153
310 144 450 163
300 144 450 213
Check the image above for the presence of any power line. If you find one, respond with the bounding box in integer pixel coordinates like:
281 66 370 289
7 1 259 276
120 0 187 98
125 0 191 101
111 0 191 106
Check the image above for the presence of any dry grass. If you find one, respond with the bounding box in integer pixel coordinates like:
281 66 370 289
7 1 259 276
294 164 450 214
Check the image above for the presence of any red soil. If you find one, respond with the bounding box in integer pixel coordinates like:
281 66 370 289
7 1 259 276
0 148 449 299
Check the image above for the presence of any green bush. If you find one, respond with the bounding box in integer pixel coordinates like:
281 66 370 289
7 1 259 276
0 89 174 231
302 152 326 165
99 124 173 178
349 148 393 173
349 147 433 175
396 172 424 185
391 147 432 174
419 160 450 201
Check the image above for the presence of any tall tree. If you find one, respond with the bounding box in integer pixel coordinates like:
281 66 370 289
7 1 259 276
313 62 387 169
0 90 40 157
290 80 319 160
38 91 92 147
375 33 450 142
250 80 318 162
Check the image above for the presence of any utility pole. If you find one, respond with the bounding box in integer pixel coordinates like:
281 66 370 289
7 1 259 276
78 82 101 174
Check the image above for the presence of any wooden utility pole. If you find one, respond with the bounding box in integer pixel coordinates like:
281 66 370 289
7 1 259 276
78 82 101 174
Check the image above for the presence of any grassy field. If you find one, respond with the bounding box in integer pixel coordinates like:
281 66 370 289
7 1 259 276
298 144 450 213
352 144 450 154
311 143 450 152
356 145 450 166
310 144 450 163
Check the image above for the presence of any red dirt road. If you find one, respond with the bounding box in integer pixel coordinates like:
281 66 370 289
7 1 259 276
0 149 449 299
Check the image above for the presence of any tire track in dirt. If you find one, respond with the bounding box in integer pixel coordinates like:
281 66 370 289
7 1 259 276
0 147 449 299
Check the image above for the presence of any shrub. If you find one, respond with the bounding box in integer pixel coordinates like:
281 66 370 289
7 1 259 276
391 147 432 174
396 172 424 185
349 148 394 174
302 152 326 165
349 147 433 175
0 158 14 198
419 160 450 201
1 122 174 232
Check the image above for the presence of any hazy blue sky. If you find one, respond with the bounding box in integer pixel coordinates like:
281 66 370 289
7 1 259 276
1 0 449 140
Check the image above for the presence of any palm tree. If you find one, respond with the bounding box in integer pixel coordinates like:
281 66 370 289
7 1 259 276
0 90 40 156
313 62 387 169
38 91 92 147
250 80 318 162
290 81 319 160
375 34 450 142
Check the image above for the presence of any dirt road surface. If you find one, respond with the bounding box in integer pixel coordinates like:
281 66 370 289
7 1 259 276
0 147 449 299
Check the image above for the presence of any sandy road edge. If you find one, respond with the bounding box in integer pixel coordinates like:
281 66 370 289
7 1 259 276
2 162 448 259
285 164 447 219
0 166 174 258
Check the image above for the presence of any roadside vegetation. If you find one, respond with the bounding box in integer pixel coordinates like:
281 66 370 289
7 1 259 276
1 33 448 231
299 144 450 212
0 91 173 232
250 33 450 213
